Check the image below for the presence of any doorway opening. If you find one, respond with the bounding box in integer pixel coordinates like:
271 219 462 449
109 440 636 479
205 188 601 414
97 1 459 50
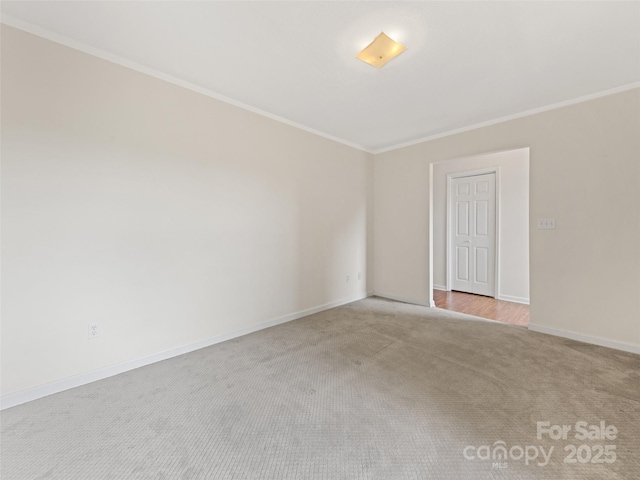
429 148 530 326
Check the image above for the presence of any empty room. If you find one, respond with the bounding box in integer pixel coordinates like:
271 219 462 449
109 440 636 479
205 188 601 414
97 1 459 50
1 2 639 479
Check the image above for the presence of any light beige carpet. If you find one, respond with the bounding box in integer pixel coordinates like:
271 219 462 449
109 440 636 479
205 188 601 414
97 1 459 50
2 297 639 479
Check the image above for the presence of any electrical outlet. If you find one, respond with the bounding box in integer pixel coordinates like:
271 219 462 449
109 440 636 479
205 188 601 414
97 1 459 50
88 323 101 339
346 275 350 283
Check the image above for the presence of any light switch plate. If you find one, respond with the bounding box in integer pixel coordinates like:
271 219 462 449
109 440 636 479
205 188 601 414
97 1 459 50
537 218 556 230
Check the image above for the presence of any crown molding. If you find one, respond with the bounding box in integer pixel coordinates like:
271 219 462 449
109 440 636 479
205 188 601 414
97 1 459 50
3 14 638 157
1 15 373 155
373 82 640 154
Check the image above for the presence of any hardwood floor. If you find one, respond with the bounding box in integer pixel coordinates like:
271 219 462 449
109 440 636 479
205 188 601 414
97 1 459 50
433 290 529 327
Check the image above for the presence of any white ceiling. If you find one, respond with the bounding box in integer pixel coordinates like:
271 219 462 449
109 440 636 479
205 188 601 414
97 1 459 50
2 1 640 153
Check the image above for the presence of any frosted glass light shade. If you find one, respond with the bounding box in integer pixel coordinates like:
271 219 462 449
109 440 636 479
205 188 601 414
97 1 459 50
356 32 407 68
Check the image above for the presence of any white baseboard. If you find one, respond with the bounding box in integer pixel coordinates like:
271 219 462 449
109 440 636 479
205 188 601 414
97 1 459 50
528 323 640 355
1 293 368 410
372 291 433 308
497 294 530 305
433 285 447 291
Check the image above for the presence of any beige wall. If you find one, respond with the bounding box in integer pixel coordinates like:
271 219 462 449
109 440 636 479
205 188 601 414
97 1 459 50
1 26 373 397
432 148 529 303
374 87 640 350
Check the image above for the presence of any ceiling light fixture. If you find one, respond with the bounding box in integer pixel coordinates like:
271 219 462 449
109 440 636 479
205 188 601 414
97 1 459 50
356 32 407 68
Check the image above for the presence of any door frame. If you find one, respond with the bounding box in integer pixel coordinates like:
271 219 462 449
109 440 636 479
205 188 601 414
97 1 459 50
445 167 500 296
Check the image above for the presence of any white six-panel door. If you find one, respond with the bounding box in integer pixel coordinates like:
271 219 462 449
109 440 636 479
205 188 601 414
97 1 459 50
450 173 496 297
